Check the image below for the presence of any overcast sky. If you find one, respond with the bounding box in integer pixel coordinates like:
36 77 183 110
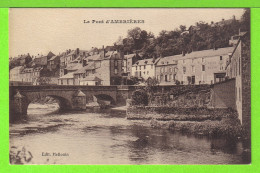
9 8 245 57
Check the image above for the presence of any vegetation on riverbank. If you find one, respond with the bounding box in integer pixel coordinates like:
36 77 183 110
127 106 245 139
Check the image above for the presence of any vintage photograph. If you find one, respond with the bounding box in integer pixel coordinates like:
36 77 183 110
9 8 251 164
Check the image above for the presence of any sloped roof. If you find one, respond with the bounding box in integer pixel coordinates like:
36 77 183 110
66 63 83 71
177 47 234 60
85 54 102 61
133 58 160 66
48 55 60 61
74 90 86 96
81 76 102 81
157 55 181 66
74 62 96 74
124 54 136 59
59 72 74 79
10 66 23 71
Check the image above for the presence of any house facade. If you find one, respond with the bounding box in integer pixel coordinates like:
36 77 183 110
132 58 159 80
34 51 55 67
10 66 24 82
175 47 234 85
155 56 178 84
226 32 250 125
124 53 142 77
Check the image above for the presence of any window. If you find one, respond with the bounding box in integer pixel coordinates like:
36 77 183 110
115 69 118 74
220 56 223 60
147 71 149 75
139 66 141 70
115 60 118 67
183 67 186 74
202 65 205 71
144 65 146 69
136 66 137 70
192 66 195 72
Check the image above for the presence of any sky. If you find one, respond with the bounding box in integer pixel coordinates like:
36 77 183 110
9 8 245 57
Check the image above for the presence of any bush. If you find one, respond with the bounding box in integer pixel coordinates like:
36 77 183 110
131 89 148 106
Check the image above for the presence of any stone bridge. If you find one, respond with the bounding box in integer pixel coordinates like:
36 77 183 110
9 85 136 120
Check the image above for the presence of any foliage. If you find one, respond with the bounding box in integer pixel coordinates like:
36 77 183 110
114 9 249 59
131 89 148 106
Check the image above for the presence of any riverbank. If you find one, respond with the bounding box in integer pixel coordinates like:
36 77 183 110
127 106 244 139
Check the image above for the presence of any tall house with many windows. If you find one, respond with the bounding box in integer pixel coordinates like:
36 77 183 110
175 47 234 85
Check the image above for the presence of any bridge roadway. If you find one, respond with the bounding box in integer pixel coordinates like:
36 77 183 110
9 85 137 120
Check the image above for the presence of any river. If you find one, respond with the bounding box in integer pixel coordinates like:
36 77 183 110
9 103 250 164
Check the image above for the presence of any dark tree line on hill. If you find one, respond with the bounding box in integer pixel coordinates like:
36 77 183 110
114 9 250 58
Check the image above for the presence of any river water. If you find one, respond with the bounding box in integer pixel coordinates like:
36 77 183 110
9 103 249 165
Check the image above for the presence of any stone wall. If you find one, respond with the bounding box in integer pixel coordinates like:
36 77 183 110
241 34 251 139
211 79 236 109
145 85 212 108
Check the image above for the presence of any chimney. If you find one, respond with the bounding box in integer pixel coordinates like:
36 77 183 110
152 56 156 63
83 59 87 67
233 15 236 20
69 49 71 53
182 51 185 56
103 45 105 58
76 48 79 55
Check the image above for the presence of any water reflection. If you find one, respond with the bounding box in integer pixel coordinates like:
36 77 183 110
9 104 249 164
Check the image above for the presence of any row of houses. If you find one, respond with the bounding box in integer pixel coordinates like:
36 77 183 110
131 47 234 85
10 33 245 86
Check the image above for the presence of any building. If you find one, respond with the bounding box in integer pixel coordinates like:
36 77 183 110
47 55 60 71
58 72 75 85
34 51 55 67
155 55 179 84
19 54 32 66
9 66 24 82
73 62 96 85
226 32 250 125
79 76 102 86
19 67 43 85
89 49 124 85
132 58 160 80
124 53 142 77
175 47 234 85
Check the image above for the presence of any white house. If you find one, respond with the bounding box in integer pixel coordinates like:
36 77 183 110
132 58 160 80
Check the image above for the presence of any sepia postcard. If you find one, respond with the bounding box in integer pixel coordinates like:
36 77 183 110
8 8 251 165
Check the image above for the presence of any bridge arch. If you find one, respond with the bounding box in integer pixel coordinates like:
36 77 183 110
94 94 116 105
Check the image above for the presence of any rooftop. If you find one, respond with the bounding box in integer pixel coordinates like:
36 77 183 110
133 58 160 66
59 72 74 79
